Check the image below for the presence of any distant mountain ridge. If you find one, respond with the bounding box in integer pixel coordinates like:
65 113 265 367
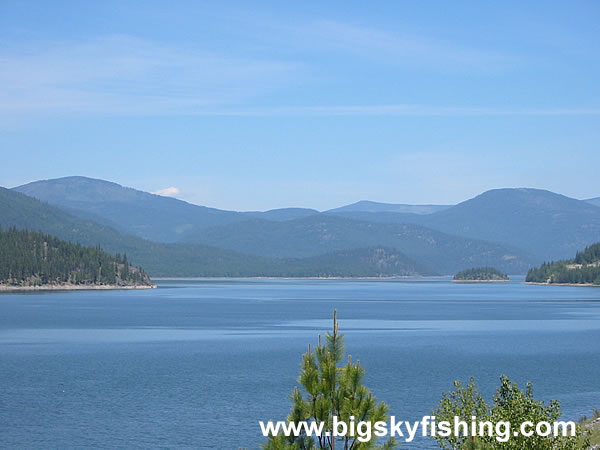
587 197 600 208
183 214 532 274
415 188 600 261
0 186 255 276
330 188 600 262
9 176 600 275
14 177 245 243
14 177 321 242
0 187 433 277
243 207 319 221
327 200 450 215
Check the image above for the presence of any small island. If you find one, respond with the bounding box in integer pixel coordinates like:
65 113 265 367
453 266 509 282
526 242 600 286
0 228 155 291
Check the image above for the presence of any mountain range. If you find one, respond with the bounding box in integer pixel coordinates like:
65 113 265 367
587 197 600 208
0 187 433 277
326 200 450 215
15 177 324 242
182 214 530 274
3 176 600 277
331 188 600 261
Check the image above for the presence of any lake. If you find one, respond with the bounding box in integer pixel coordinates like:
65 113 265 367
1 277 599 448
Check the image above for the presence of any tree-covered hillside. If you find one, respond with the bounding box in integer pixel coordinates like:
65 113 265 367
331 188 600 262
12 179 600 270
574 242 600 264
1 186 531 276
0 186 281 277
14 177 317 242
454 267 509 281
279 247 437 277
0 228 153 287
526 243 600 285
0 188 433 277
14 176 245 242
184 214 532 274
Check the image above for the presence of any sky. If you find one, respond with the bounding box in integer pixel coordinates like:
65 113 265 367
1 0 599 211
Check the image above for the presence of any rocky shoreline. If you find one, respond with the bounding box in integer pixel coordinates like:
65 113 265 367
452 279 510 283
0 283 156 292
524 281 600 287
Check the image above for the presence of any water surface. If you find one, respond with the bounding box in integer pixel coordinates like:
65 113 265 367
1 278 599 448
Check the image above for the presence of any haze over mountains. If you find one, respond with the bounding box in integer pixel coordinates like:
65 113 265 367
332 189 600 262
15 177 244 242
182 214 530 275
1 186 431 277
409 188 600 261
15 177 323 242
326 200 450 215
4 176 600 277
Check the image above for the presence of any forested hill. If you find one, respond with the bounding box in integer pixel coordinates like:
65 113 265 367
526 242 600 285
0 228 153 288
1 186 531 276
454 267 509 281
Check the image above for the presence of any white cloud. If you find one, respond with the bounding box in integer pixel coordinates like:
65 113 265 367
153 186 180 197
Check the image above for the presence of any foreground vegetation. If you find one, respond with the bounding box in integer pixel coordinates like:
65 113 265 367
526 243 600 285
0 228 152 287
578 409 600 448
264 312 589 449
263 311 396 449
454 267 509 281
434 377 584 449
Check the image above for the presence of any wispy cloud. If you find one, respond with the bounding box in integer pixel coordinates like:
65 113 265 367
282 19 513 71
153 186 180 197
1 28 597 119
0 35 298 116
179 104 600 117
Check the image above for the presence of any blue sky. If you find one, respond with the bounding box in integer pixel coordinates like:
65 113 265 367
1 0 599 210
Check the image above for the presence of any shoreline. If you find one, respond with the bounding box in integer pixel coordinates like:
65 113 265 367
0 283 157 292
151 275 450 280
452 279 510 283
523 281 600 287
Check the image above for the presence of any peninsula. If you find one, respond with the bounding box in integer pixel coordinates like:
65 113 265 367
526 242 600 286
0 228 155 291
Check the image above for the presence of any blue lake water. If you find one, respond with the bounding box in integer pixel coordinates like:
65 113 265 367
1 277 600 449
